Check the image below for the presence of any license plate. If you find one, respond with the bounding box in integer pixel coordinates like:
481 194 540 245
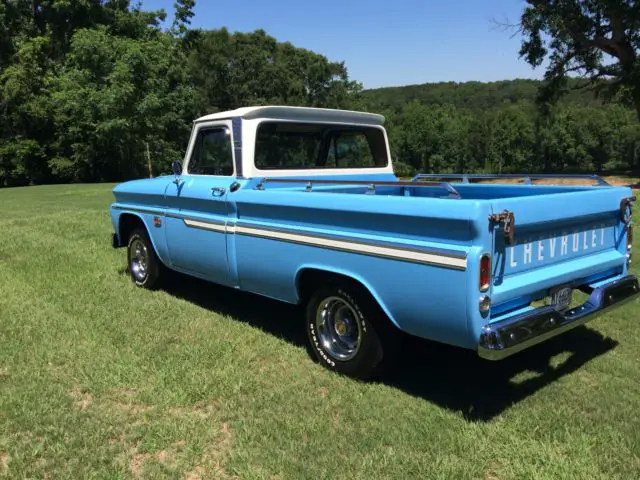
550 286 573 310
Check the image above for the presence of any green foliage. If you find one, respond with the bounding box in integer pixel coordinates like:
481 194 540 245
359 78 603 112
517 0 640 121
171 0 195 37
48 26 199 181
0 1 360 186
363 80 640 176
184 28 362 112
1 0 639 185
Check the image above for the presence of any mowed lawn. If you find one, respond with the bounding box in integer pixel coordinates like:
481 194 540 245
1 184 639 479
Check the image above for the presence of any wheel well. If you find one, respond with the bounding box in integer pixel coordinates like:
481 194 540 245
118 213 146 246
297 268 400 333
297 269 371 304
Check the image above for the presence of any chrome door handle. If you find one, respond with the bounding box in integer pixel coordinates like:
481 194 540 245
211 187 226 196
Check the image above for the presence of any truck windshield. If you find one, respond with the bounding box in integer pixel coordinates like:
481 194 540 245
254 121 388 170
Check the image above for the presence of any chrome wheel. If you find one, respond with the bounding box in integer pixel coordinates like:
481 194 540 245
129 237 148 282
315 296 362 361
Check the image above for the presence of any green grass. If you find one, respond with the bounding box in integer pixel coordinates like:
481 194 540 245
1 183 639 479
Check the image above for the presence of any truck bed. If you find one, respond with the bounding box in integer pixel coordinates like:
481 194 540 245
239 174 634 349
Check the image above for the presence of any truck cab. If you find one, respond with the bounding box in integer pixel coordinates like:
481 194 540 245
110 106 639 379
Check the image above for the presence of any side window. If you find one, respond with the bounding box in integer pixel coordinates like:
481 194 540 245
187 127 234 175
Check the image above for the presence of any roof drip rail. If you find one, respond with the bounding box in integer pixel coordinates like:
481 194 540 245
411 173 610 186
254 178 461 198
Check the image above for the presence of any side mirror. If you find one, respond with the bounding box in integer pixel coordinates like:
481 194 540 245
171 160 183 186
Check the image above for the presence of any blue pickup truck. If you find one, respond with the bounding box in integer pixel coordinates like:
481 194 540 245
109 106 638 379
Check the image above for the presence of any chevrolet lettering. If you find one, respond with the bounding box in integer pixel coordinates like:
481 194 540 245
109 106 639 379
508 225 609 269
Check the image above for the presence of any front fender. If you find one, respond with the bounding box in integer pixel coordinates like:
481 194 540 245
110 206 171 268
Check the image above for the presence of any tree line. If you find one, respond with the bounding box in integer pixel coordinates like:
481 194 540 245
0 0 361 186
1 1 638 187
360 81 640 177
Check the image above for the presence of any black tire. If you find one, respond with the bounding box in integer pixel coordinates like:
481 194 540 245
126 227 163 290
305 281 395 380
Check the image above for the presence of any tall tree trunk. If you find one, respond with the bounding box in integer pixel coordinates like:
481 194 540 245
145 141 153 178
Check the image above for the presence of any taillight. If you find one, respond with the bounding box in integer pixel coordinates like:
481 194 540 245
480 254 491 292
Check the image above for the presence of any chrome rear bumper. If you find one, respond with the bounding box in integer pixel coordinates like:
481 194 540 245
478 275 639 360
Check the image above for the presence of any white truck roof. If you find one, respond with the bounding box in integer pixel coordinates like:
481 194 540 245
194 105 385 126
189 105 393 178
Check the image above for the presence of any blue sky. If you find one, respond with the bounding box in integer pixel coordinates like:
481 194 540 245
140 0 543 89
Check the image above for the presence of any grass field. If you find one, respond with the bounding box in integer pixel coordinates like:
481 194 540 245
1 183 639 479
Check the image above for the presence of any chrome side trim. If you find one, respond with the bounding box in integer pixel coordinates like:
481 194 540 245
112 205 165 216
232 223 467 260
183 218 226 233
234 224 467 270
478 275 640 360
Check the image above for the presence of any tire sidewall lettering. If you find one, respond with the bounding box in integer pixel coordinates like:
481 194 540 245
337 288 367 334
309 288 369 368
309 322 336 367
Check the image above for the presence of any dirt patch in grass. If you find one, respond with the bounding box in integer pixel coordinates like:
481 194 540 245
118 388 138 398
0 452 9 474
101 389 154 415
185 470 203 480
184 422 236 480
104 397 219 419
70 386 93 411
108 400 154 415
106 396 234 479
168 401 220 420
484 461 502 480
128 440 188 477
116 423 235 479
109 433 126 445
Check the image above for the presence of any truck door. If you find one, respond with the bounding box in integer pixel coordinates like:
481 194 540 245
164 121 237 287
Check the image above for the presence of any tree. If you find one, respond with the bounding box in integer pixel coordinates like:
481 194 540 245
485 104 537 173
184 28 361 112
517 0 640 121
48 26 198 181
0 1 363 186
171 0 196 37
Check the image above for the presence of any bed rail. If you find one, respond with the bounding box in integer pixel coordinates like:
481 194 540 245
411 173 610 186
255 177 462 197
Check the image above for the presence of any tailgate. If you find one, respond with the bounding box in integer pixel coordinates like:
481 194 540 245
489 186 634 316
